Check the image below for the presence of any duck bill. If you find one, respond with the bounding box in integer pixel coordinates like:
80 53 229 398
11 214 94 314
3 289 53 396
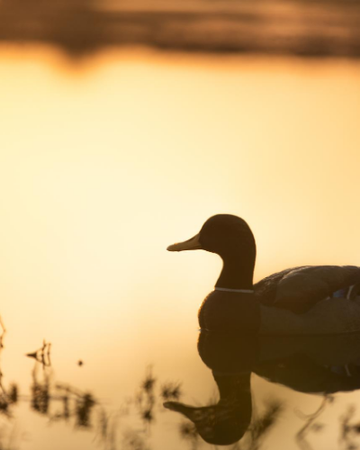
163 401 197 420
167 233 202 252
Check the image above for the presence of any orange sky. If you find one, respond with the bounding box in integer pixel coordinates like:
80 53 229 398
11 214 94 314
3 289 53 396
0 46 360 450
0 46 360 366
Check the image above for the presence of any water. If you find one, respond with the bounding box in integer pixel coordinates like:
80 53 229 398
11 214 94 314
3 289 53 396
3 326 360 450
0 48 360 449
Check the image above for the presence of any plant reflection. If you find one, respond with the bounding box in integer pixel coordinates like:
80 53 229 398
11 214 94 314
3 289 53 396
295 395 334 450
30 365 50 415
53 384 96 427
340 405 360 450
179 421 199 450
26 340 51 367
27 342 52 415
0 318 18 418
23 344 183 449
27 341 96 427
137 367 156 425
0 318 19 450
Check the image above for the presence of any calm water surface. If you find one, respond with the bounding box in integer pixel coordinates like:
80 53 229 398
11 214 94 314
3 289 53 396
0 48 360 449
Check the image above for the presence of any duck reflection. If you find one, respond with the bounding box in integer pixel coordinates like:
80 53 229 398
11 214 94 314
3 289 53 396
165 330 360 447
166 372 253 446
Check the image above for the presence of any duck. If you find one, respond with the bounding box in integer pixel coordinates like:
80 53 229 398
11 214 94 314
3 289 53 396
167 214 360 335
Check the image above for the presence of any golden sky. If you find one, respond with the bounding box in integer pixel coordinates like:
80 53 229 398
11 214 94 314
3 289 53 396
0 47 360 361
0 46 359 450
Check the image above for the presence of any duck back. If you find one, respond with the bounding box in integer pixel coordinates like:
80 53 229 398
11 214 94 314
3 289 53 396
260 296 360 335
198 290 261 333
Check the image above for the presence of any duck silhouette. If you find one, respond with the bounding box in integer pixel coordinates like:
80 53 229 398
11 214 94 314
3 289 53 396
165 372 252 446
198 331 360 394
165 330 360 446
167 214 360 335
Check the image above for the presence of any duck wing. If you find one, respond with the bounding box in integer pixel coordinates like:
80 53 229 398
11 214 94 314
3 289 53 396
254 265 360 314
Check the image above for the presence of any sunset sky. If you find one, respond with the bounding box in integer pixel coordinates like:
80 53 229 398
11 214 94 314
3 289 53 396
0 45 360 401
0 45 360 449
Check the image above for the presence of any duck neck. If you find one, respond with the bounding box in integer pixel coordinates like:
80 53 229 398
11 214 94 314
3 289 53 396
215 254 254 290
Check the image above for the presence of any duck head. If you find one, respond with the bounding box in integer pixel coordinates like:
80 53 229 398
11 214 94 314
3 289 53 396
167 214 256 290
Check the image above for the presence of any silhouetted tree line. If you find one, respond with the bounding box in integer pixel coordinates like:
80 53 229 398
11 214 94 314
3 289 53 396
0 0 359 57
